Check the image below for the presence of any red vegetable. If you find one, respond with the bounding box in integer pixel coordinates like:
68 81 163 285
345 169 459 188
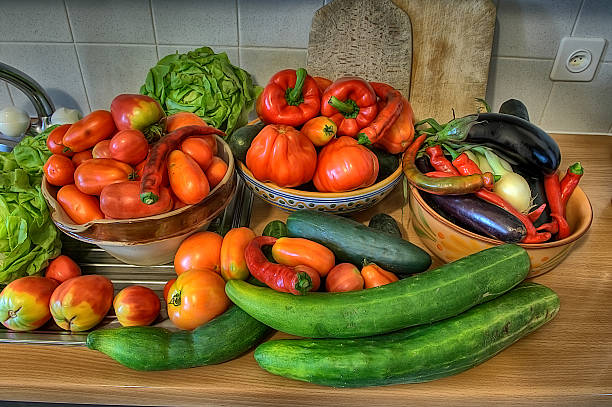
244 236 313 295
426 145 459 175
356 82 403 145
110 94 165 143
109 129 149 165
374 97 415 154
62 110 117 153
46 124 73 156
560 162 583 207
100 181 173 219
544 172 570 239
43 154 75 186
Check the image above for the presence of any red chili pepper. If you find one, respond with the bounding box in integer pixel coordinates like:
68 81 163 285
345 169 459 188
544 172 571 239
256 68 321 127
320 77 378 138
139 125 226 205
244 236 313 295
356 82 403 145
560 162 583 207
402 135 496 195
426 145 459 175
527 203 547 222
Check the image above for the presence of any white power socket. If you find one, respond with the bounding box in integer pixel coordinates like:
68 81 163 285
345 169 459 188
550 37 606 81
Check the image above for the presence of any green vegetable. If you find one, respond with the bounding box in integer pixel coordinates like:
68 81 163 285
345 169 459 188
254 282 559 387
367 213 402 237
367 146 399 181
140 46 261 135
286 210 430 275
0 128 61 286
86 306 272 371
225 244 530 338
262 220 288 239
227 121 265 162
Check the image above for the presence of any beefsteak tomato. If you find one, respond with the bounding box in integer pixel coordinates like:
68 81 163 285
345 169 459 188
0 276 58 331
74 158 135 195
62 110 116 153
110 94 165 143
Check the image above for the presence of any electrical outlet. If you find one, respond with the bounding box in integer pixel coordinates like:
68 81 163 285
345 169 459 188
550 37 606 81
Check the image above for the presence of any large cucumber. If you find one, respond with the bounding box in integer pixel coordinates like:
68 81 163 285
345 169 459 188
254 282 559 387
226 244 530 338
86 306 272 371
286 210 431 275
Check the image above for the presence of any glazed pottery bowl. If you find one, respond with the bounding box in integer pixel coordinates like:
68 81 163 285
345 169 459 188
42 135 237 266
236 160 403 213
408 185 593 278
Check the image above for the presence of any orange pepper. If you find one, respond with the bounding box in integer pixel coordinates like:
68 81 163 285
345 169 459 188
361 263 399 289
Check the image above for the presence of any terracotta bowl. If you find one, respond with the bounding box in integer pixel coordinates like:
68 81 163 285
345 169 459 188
42 135 237 266
408 185 593 278
236 160 403 213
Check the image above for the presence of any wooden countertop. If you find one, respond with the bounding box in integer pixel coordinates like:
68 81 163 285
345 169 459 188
1 134 610 406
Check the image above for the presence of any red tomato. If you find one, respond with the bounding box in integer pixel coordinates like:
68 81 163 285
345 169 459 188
62 110 117 153
46 124 73 156
165 112 207 133
43 154 75 186
205 156 228 189
163 278 176 302
200 134 217 155
113 285 161 327
92 139 112 159
325 263 363 292
109 129 149 165
181 137 213 170
71 149 93 167
110 94 165 135
100 181 173 219
174 231 223 275
45 255 82 283
57 184 104 224
0 276 58 331
168 150 210 204
300 116 337 147
74 158 134 195
166 269 230 330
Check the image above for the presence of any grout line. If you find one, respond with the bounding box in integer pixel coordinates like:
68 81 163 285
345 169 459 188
149 0 160 60
538 81 556 125
63 0 91 113
0 41 157 46
236 0 241 66
570 0 586 36
494 55 555 62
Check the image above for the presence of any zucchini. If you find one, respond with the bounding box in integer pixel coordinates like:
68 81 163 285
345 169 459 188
254 282 559 387
86 306 272 371
226 244 530 338
368 213 402 238
367 146 399 181
226 121 265 162
286 210 430 275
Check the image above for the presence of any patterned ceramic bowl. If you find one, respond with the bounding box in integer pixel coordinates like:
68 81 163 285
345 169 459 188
409 185 593 278
237 161 403 213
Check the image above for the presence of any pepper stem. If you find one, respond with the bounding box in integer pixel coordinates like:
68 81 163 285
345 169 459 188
286 68 307 106
568 162 583 175
140 191 159 205
295 272 312 295
328 96 359 118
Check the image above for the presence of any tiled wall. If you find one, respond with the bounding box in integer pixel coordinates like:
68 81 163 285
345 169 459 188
0 0 610 134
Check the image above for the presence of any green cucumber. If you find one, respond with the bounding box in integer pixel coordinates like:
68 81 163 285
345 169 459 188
367 146 400 181
254 282 559 387
262 220 288 239
368 213 402 237
226 121 265 162
286 210 430 275
86 306 272 371
226 244 530 338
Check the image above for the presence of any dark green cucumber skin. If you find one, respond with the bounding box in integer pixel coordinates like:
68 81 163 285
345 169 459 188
226 244 530 338
254 282 559 387
286 210 430 275
262 220 288 239
367 146 400 181
86 306 272 371
368 213 402 238
226 121 265 162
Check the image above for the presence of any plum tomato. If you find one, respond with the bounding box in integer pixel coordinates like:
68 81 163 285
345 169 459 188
45 255 82 283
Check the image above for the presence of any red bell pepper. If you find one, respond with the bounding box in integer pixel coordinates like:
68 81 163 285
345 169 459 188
320 77 378 138
256 68 321 127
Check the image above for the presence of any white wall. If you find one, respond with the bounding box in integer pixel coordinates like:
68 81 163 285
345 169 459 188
0 0 610 134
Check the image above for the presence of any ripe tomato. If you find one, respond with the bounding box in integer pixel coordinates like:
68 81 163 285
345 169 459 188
62 110 116 153
71 149 93 167
92 139 112 159
168 150 210 204
113 285 160 327
181 137 213 170
163 278 176 302
361 263 398 289
46 124 73 156
0 276 58 331
174 231 223 275
100 181 173 219
300 116 337 147
166 269 230 330
43 154 75 186
205 156 228 189
56 184 104 224
109 129 149 165
325 263 363 292
110 94 165 141
165 112 207 133
45 255 82 283
74 158 134 195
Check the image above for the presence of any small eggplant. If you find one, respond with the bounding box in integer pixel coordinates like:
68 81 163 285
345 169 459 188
420 191 527 243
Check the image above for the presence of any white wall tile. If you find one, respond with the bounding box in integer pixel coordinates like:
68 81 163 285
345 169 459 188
66 0 155 44
152 0 238 46
77 45 158 110
540 62 612 133
485 57 554 126
494 0 582 58
0 44 88 117
0 84 12 109
0 0 72 42
239 47 307 87
157 46 239 66
238 0 323 48
573 0 612 62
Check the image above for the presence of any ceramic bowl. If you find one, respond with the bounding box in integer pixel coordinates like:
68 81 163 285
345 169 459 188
42 135 237 266
408 185 593 278
236 160 403 213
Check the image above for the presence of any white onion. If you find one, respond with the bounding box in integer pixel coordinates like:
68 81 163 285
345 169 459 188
0 106 30 138
51 107 82 125
493 171 532 213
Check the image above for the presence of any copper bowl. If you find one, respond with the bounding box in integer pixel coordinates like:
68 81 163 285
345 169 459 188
42 135 236 265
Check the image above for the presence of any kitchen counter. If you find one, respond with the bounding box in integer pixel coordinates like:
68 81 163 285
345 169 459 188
0 133 610 406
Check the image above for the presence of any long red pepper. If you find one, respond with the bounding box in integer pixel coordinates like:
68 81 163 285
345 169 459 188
426 145 459 175
244 236 313 295
544 172 571 239
560 162 583 206
357 82 404 145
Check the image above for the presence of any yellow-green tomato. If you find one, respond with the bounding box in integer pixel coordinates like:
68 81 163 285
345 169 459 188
0 276 58 331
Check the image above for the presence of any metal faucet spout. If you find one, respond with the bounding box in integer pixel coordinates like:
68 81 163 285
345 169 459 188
0 61 55 118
